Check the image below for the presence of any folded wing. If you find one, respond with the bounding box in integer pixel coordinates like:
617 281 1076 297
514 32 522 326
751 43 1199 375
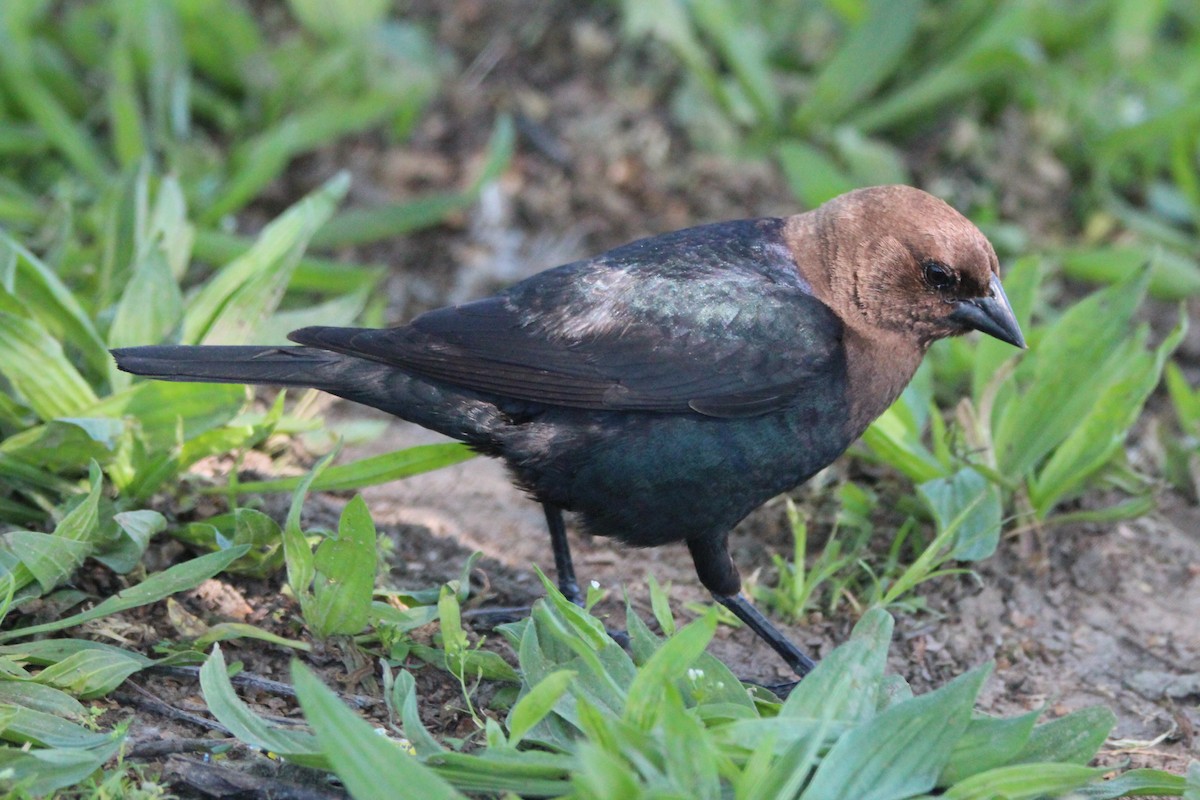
291 229 843 419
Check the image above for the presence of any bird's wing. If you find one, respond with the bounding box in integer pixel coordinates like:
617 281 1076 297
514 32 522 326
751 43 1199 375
290 222 843 418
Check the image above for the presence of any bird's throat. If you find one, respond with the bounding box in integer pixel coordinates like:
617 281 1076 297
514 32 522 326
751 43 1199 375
840 327 924 439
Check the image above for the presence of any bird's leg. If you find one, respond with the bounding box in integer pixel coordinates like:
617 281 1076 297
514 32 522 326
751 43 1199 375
543 504 583 605
543 504 630 646
465 505 607 632
463 504 581 625
712 593 816 677
687 534 818 679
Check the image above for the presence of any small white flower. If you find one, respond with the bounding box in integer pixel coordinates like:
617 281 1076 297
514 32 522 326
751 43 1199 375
687 668 704 682
589 580 601 589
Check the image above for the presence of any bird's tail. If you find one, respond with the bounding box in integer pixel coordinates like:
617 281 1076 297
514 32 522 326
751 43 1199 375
112 344 508 449
110 345 351 391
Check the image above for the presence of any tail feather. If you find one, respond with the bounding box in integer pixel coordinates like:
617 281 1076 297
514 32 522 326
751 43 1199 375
112 344 507 447
110 345 349 390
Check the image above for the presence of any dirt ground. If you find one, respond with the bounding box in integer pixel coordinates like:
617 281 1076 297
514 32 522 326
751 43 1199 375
108 1 1197 793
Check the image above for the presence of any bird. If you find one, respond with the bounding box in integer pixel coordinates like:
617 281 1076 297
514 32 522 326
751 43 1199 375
112 184 1025 677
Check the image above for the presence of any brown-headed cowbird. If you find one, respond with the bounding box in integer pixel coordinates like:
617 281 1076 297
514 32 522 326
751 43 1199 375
112 185 1024 676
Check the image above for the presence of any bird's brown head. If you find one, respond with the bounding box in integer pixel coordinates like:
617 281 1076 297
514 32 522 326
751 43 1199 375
790 185 1025 350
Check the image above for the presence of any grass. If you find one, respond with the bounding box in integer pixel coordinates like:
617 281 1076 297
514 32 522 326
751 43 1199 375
0 0 1197 797
209 587 1190 799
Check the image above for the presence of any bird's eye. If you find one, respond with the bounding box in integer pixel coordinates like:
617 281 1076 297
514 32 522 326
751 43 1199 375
922 260 957 292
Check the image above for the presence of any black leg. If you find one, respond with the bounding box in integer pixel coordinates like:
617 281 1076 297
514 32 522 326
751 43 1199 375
543 504 582 605
687 534 818 679
714 593 817 677
463 506 592 629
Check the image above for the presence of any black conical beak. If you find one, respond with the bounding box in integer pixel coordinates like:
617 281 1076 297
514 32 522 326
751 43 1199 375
949 274 1026 349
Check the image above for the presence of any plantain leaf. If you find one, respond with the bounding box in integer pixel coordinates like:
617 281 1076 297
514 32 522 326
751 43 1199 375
293 661 466 800
200 646 325 768
0 313 97 421
310 495 377 638
0 545 250 642
802 663 990 800
32 649 145 698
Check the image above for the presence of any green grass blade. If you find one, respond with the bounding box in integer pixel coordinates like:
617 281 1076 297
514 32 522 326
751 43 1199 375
1012 705 1115 766
792 0 922 131
293 661 467 800
312 192 471 249
282 451 336 610
0 312 97 421
0 545 250 642
506 669 576 749
777 139 858 208
469 113 515 191
82 380 245 449
32 649 146 699
0 682 86 718
287 0 390 40
623 612 716 731
182 173 348 344
220 443 476 494
202 95 390 222
174 0 264 91
942 763 1103 799
106 28 147 168
993 269 1149 476
0 704 113 749
620 0 727 114
192 228 385 293
108 248 184 349
0 738 123 797
849 2 1034 133
136 0 191 144
7 467 101 594
1058 245 1200 300
1071 767 1187 799
200 645 325 768
0 8 112 184
0 233 111 383
939 709 1040 785
918 468 1001 562
193 622 313 652
782 608 893 722
311 112 513 248
252 285 369 345
689 0 782 127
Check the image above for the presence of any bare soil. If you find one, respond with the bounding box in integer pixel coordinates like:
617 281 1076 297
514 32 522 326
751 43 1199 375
92 0 1198 794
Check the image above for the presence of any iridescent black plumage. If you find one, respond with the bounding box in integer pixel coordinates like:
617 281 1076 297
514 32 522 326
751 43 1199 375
112 185 1025 678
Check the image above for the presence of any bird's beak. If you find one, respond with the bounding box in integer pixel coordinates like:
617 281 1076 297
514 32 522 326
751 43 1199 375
949 274 1026 349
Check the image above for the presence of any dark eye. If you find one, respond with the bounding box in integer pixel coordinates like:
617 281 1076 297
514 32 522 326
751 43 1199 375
922 260 957 292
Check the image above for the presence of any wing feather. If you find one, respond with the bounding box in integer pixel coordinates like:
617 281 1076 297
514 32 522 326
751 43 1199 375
289 220 843 418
